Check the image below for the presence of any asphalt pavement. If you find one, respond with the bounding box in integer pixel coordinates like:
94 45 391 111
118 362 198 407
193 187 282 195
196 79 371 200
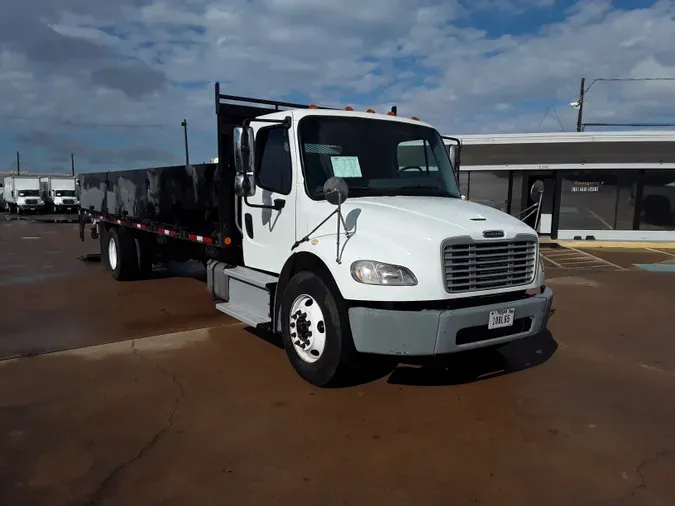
1 216 675 506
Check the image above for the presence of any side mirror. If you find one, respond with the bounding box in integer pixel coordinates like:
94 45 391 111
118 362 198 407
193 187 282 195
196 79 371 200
530 180 545 202
233 126 256 197
323 177 349 206
448 144 461 173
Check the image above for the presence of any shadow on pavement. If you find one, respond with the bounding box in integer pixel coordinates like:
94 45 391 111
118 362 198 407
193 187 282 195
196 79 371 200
245 324 558 388
387 330 558 387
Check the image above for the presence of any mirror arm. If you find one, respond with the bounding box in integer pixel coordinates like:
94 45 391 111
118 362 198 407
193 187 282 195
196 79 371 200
291 209 338 251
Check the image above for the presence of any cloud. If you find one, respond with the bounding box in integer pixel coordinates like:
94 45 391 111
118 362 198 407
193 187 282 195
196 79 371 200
1 0 675 170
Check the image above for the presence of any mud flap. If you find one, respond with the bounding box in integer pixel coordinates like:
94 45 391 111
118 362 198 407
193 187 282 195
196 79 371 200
78 210 85 242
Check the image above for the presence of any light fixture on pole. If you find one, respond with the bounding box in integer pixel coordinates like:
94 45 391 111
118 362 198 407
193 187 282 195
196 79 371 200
570 77 675 131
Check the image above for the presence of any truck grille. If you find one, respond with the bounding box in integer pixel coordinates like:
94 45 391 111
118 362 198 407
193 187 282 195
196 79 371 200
63 199 75 205
443 238 537 293
26 199 38 205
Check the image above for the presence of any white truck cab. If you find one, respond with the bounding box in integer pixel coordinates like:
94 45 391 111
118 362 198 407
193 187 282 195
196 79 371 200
209 106 553 386
3 176 45 214
40 176 79 213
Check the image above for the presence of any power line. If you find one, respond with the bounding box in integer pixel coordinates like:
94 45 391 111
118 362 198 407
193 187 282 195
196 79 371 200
585 77 675 93
550 105 566 131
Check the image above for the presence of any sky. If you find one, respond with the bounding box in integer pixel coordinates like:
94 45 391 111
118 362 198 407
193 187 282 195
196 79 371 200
1 0 674 173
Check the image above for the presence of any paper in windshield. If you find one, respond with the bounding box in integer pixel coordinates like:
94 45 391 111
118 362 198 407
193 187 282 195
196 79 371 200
330 156 362 178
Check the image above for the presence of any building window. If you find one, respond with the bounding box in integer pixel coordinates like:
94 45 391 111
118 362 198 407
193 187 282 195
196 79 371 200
510 171 524 218
459 171 470 198
465 171 509 212
559 171 619 230
615 171 639 230
639 170 675 230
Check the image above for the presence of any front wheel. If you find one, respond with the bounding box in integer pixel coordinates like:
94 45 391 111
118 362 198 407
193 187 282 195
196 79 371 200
280 271 357 387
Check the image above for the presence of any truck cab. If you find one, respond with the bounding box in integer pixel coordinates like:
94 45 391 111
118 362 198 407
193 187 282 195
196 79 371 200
211 105 553 385
40 177 79 213
3 176 45 214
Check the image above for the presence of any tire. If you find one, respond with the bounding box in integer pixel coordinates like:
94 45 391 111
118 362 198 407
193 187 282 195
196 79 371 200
99 226 110 270
106 227 139 281
280 271 357 387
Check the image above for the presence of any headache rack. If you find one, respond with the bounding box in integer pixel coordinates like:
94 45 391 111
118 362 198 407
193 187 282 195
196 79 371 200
442 234 538 294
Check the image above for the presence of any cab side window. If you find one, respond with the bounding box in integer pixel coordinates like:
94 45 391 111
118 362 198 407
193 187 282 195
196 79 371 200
256 127 292 195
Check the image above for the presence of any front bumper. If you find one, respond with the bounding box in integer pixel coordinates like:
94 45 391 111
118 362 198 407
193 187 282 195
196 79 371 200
348 287 553 356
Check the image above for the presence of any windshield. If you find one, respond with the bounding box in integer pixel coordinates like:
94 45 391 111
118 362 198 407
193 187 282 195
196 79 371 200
298 116 461 200
55 190 76 197
18 190 39 197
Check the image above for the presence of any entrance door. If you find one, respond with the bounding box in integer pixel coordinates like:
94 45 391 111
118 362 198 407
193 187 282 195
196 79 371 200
524 175 554 235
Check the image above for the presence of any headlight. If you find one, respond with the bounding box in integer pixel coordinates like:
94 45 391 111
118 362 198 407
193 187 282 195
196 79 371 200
350 260 417 286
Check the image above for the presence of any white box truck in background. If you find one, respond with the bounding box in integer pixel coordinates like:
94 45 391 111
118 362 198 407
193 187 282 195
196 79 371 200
40 176 79 213
3 176 44 214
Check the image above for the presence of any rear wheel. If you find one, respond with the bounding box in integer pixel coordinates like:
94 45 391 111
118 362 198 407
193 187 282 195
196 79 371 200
280 271 357 387
105 227 139 281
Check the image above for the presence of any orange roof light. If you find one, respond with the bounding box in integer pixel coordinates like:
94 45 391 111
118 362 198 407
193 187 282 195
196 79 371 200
345 106 354 111
411 116 420 121
387 111 395 116
224 237 232 245
309 104 319 109
366 108 375 113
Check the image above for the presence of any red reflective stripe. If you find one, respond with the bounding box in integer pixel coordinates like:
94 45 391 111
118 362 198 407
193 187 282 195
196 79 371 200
134 223 146 230
159 228 176 236
188 234 213 244
115 219 122 225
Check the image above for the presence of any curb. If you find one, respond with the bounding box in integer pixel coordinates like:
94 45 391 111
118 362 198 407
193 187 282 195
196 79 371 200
539 239 675 250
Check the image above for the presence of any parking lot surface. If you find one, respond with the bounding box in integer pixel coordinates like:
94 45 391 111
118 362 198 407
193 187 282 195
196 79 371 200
2 217 675 506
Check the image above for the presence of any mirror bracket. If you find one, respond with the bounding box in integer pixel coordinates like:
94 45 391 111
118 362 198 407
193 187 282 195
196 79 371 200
291 177 352 263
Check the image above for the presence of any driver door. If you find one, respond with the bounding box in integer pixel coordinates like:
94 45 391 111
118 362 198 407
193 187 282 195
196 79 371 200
241 124 297 273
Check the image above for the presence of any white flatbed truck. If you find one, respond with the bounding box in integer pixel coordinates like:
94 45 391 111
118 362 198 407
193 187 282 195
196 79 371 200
79 83 553 387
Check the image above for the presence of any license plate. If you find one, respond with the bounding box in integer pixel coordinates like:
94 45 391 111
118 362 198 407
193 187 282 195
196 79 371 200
488 308 515 329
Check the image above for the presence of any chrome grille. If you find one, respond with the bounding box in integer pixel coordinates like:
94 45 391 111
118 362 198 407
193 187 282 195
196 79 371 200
443 238 537 293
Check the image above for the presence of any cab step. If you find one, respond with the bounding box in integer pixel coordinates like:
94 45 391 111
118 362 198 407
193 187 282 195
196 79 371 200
207 262 278 329
215 301 270 328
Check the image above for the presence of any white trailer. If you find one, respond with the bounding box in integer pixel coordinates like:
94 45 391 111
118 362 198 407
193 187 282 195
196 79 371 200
40 176 79 213
3 176 44 214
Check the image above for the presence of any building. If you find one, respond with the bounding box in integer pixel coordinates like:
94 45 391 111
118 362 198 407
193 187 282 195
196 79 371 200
449 130 675 241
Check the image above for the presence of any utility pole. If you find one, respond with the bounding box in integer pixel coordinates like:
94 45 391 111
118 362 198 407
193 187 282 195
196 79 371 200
16 151 20 175
71 153 75 176
181 119 190 166
576 77 585 132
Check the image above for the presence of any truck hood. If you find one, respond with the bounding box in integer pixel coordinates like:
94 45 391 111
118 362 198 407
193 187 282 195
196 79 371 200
338 196 535 242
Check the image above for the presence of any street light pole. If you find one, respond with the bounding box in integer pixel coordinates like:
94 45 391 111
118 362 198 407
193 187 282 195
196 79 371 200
576 77 585 132
71 153 75 176
16 151 20 175
181 119 190 166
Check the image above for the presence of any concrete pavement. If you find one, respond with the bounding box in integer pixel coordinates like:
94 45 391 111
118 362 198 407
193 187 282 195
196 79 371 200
1 218 675 506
